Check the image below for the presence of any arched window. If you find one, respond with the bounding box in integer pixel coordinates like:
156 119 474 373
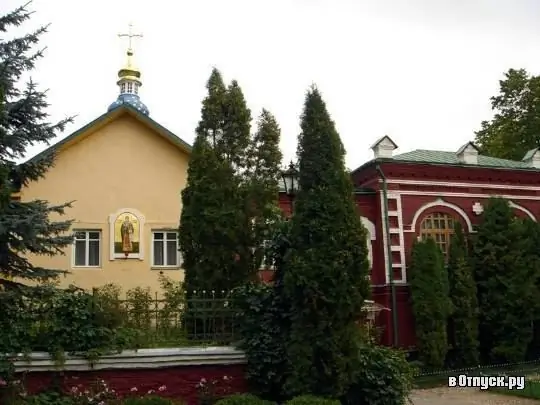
419 212 455 257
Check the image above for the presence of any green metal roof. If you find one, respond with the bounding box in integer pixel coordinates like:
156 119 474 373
392 149 535 170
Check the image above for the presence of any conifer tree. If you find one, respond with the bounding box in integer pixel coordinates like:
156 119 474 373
473 198 537 363
447 222 479 367
0 4 73 290
409 237 450 369
280 87 370 398
179 69 245 293
246 109 283 271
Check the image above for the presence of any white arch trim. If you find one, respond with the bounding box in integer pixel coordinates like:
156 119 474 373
108 208 146 261
361 217 375 269
409 198 473 233
509 201 536 221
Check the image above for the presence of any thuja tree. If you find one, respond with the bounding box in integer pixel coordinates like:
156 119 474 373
245 109 283 271
447 222 479 367
409 237 450 369
280 87 370 397
473 197 538 363
179 69 248 294
0 4 73 289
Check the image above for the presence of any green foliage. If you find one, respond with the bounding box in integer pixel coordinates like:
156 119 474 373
125 287 153 331
409 237 450 369
24 392 74 405
231 283 287 401
279 87 370 397
180 69 249 295
474 68 540 160
122 396 182 405
215 393 274 405
447 222 479 367
473 197 539 363
0 3 74 290
285 395 340 405
341 345 415 405
245 110 283 271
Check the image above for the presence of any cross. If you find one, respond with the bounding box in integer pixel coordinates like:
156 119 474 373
118 22 143 51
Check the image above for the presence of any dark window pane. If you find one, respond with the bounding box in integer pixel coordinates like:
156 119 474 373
166 240 177 266
154 240 164 266
75 241 86 266
154 232 164 240
88 240 100 266
88 232 100 240
75 231 86 240
166 232 177 240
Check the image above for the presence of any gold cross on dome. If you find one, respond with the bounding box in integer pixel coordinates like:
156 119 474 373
118 22 143 51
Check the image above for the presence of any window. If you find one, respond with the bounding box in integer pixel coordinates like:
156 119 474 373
419 213 455 257
73 231 101 267
259 239 275 269
120 83 126 93
152 231 179 267
134 84 139 94
127 82 133 93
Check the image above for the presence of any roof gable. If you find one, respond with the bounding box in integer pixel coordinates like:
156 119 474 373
25 104 191 165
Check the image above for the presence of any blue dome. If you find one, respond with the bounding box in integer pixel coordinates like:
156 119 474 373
108 93 149 115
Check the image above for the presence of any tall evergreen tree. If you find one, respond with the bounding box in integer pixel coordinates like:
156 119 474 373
447 222 479 367
409 237 450 369
280 87 370 398
0 4 73 289
473 198 537 363
246 109 283 271
179 69 246 293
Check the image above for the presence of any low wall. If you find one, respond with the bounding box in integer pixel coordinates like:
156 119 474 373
14 347 248 405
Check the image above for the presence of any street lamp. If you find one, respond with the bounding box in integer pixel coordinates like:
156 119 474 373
281 161 299 213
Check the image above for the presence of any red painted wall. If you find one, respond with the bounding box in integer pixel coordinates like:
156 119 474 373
22 364 247 405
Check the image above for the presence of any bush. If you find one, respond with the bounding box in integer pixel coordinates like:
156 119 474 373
215 393 274 405
122 396 184 405
341 345 414 405
231 283 287 401
284 395 340 405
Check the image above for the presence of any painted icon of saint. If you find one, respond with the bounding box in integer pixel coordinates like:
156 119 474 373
120 216 134 253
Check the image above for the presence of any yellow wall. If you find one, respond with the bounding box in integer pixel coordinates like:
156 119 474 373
20 112 189 296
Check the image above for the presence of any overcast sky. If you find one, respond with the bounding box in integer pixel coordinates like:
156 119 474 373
4 0 540 168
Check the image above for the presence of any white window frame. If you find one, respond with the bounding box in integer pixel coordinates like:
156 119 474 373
259 239 275 269
151 230 180 269
127 82 133 93
72 230 101 268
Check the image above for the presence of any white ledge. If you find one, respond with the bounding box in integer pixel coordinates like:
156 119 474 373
12 346 247 372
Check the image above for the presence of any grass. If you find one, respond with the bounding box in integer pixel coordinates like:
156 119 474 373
490 378 540 399
414 362 540 389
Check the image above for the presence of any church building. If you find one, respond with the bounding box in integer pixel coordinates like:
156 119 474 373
18 28 540 349
18 34 191 294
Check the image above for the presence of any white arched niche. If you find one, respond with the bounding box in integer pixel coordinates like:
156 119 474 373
361 217 376 268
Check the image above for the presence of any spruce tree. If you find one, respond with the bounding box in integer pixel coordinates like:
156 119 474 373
280 87 370 397
409 237 450 369
447 222 479 367
473 197 537 363
245 109 283 271
0 4 73 289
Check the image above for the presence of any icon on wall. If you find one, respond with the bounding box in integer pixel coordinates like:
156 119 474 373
109 208 145 260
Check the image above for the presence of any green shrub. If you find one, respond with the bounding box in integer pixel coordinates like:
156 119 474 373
215 393 274 405
122 396 184 405
24 392 74 405
341 345 414 405
230 283 287 401
284 395 340 405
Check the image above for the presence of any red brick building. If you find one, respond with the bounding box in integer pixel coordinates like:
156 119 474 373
278 136 540 349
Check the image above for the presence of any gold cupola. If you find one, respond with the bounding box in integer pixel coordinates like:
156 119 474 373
107 23 149 115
